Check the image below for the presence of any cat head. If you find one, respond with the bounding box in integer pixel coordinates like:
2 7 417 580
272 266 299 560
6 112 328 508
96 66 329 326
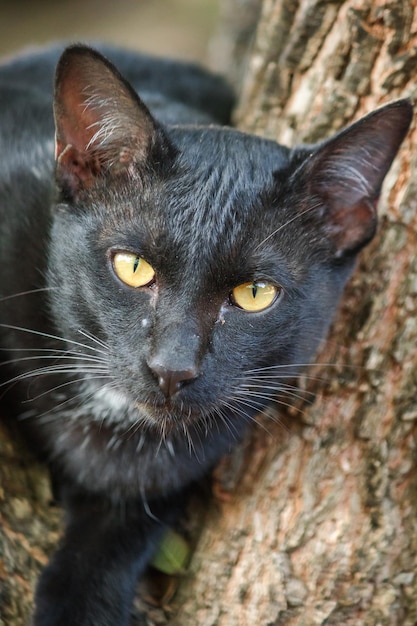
49 45 412 438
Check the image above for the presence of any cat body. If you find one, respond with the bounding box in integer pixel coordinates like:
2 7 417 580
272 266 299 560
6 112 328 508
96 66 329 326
0 43 412 625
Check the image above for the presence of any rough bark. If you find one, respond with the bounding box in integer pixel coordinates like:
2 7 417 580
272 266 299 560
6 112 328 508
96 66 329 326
168 1 417 624
0 422 61 626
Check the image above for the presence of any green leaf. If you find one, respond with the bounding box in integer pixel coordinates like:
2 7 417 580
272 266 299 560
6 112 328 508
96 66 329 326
150 529 190 575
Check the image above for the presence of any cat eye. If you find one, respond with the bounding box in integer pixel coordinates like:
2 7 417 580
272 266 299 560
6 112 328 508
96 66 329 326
231 281 280 312
112 252 155 288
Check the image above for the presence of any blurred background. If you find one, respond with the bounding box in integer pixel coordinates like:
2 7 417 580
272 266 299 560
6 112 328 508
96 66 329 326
0 0 220 65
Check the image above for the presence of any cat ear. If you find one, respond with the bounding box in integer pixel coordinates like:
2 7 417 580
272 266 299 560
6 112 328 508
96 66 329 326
303 99 413 256
54 45 175 197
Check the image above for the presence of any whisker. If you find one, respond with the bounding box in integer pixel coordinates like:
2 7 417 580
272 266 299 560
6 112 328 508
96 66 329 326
0 364 109 389
243 359 372 373
216 400 258 437
220 397 282 438
237 392 308 420
22 373 112 404
0 346 100 355
119 414 148 442
210 404 241 440
77 329 109 350
0 287 54 303
241 362 339 375
181 420 196 457
0 352 107 368
0 323 107 355
254 202 322 251
239 387 314 407
239 381 316 398
32 377 115 424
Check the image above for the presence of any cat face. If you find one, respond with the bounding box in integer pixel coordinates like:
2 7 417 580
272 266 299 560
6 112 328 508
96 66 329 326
48 131 314 431
47 46 411 444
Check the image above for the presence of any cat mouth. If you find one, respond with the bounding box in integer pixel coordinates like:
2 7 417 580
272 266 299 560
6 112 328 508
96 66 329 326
91 384 209 432
132 397 249 442
135 401 205 430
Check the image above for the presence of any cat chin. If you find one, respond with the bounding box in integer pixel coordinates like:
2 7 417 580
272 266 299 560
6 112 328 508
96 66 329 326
92 385 132 413
134 402 182 427
89 383 204 433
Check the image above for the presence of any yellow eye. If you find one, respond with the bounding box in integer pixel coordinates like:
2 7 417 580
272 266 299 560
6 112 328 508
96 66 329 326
232 281 279 312
112 252 155 288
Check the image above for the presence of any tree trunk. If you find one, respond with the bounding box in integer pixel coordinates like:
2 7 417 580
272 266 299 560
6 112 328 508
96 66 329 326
1 2 417 625
168 1 417 624
0 422 61 626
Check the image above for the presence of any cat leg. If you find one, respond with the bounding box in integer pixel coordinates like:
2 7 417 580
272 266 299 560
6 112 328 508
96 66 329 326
32 492 182 626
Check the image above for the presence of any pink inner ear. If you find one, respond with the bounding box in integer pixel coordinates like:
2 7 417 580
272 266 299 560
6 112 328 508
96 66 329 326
54 85 100 160
306 100 412 255
327 199 377 254
56 143 102 187
53 46 166 196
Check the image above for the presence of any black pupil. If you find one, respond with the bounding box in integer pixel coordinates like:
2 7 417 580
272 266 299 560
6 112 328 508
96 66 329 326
133 257 139 273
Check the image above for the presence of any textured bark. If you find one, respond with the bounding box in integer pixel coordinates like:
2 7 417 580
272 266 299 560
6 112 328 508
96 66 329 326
168 1 417 624
0 422 61 626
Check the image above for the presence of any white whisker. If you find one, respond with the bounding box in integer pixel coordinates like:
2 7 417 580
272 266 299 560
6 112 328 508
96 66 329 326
22 374 112 404
254 202 322 251
77 329 109 350
0 352 107 369
0 287 54 303
239 387 313 407
0 323 107 355
239 381 316 397
0 362 109 391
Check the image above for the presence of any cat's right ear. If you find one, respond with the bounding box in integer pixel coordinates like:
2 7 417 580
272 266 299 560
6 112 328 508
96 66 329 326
54 45 175 199
295 99 412 257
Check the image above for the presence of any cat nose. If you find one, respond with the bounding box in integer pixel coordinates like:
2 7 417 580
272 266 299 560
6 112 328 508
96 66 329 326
148 361 199 398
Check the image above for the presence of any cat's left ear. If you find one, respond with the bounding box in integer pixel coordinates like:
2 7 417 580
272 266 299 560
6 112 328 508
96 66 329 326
301 99 413 256
54 45 175 197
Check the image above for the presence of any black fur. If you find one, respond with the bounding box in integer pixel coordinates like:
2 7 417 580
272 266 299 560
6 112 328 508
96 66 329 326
0 44 412 625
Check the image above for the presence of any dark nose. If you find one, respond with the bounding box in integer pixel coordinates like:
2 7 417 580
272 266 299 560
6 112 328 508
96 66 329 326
148 361 199 398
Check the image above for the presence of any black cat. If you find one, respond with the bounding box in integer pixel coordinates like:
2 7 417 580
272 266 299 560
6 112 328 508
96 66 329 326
0 43 412 625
